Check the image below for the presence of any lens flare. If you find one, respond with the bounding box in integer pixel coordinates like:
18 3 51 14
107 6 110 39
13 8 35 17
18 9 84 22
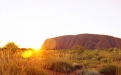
22 50 33 58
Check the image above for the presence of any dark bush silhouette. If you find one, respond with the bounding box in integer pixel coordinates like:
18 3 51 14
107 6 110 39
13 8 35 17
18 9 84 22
3 42 19 53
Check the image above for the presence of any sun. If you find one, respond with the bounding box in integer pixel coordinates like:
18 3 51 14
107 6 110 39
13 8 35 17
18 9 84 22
32 47 40 51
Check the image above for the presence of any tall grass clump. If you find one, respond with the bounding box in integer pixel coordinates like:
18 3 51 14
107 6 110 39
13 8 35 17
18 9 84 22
25 66 48 75
72 62 83 70
99 64 117 75
49 60 73 73
85 69 99 75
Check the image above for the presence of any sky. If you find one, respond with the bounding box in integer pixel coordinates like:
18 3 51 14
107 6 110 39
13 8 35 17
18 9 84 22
0 0 121 49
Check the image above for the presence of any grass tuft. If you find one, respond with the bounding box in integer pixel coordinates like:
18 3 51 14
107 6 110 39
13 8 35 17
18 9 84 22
49 60 73 73
85 69 99 75
25 66 48 75
99 64 117 75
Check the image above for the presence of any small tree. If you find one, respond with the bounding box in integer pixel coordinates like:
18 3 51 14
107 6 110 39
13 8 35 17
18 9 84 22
3 42 19 53
73 45 84 53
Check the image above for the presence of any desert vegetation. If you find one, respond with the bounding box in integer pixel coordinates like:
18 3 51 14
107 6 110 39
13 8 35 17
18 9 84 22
0 42 121 75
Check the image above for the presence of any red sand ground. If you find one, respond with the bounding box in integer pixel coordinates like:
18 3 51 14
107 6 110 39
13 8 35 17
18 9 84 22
46 69 105 75
45 65 106 75
46 70 76 75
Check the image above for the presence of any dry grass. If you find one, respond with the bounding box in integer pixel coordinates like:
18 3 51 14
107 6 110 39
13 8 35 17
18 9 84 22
0 48 121 75
0 50 48 75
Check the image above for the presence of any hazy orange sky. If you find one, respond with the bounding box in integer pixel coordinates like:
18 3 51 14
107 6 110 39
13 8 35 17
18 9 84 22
0 0 121 49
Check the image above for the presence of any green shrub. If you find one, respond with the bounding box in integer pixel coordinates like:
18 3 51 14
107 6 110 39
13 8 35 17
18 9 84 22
49 61 73 73
72 63 83 70
73 45 84 54
101 58 111 63
99 64 117 75
85 69 99 75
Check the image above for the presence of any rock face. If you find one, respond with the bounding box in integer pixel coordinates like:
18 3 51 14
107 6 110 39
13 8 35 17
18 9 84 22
41 34 121 50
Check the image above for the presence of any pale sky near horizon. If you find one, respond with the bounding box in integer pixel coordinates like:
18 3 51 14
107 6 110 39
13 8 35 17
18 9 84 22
0 0 121 49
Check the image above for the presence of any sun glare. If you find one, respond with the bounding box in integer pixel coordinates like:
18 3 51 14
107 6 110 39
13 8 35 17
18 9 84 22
31 48 40 52
22 50 33 58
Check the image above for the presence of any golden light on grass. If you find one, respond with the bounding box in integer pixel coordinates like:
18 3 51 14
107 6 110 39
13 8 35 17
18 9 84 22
22 50 33 58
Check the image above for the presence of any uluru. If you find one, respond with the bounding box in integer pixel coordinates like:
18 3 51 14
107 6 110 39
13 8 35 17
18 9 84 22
41 34 121 50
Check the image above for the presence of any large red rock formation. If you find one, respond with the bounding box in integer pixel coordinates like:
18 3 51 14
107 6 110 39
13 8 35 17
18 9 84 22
41 34 121 50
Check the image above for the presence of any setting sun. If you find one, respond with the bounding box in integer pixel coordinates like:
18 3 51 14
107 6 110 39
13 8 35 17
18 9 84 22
32 48 40 51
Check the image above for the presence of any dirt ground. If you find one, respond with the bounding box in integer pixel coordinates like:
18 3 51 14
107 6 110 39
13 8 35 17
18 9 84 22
45 65 106 75
46 70 77 75
46 70 106 75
